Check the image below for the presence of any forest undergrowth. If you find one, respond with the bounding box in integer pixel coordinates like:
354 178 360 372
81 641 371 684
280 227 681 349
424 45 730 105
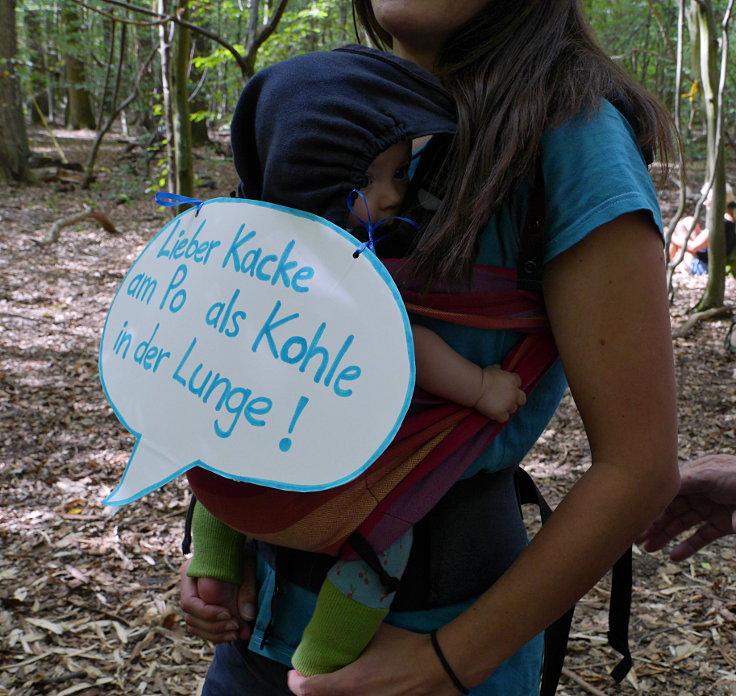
1 129 735 696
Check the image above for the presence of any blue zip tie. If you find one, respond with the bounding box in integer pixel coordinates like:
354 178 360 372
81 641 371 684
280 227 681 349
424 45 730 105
155 192 206 215
347 189 418 257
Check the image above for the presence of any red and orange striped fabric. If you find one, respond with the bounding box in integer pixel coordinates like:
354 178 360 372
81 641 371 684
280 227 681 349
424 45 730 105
186 262 558 558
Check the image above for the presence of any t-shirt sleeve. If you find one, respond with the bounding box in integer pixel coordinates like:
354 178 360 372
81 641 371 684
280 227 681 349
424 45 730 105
541 99 663 263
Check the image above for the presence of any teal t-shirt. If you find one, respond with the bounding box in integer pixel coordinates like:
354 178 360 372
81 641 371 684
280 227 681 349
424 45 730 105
247 100 663 695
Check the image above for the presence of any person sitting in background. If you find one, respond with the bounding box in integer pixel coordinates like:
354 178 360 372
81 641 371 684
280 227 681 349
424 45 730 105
668 184 735 274
638 454 736 560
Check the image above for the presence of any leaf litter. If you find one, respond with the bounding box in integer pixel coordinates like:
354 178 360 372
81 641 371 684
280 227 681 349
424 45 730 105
1 130 734 695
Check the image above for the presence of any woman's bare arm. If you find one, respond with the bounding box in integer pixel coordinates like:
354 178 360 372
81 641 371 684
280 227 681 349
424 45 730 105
289 211 679 696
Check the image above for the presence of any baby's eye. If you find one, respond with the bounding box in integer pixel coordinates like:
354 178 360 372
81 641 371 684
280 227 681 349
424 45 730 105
355 174 371 190
393 166 409 181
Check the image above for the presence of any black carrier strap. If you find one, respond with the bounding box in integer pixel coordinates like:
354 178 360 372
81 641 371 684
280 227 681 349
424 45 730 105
515 470 633 695
347 533 401 593
515 469 574 696
517 157 547 291
182 492 197 555
515 160 633 693
608 546 633 682
515 165 575 696
515 160 632 691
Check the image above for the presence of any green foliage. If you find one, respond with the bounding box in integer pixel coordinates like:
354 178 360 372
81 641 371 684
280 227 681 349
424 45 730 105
190 109 217 123
588 0 735 167
256 0 355 69
144 159 170 195
192 45 247 71
11 0 735 194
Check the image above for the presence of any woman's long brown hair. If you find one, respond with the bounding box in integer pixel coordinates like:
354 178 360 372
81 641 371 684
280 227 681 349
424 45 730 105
353 0 676 283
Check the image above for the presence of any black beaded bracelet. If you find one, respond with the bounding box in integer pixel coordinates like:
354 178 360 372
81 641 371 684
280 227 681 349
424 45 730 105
429 629 470 695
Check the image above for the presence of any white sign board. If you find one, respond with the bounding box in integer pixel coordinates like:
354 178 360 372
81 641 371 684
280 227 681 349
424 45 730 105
100 198 415 504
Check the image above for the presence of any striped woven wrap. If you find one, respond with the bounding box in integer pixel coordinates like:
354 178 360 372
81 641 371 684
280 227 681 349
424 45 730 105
186 261 558 559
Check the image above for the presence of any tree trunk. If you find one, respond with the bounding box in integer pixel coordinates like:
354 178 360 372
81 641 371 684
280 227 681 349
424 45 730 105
158 0 175 194
0 0 30 182
24 5 53 125
665 0 689 297
65 54 96 129
81 21 128 189
242 0 290 78
62 2 96 130
190 30 211 146
171 0 194 203
691 0 728 311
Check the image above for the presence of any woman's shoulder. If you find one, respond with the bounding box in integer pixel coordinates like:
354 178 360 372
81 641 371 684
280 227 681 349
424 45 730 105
539 99 662 262
542 99 640 164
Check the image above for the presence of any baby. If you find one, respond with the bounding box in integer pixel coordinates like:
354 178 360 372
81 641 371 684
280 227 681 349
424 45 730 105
347 138 524 418
187 45 526 677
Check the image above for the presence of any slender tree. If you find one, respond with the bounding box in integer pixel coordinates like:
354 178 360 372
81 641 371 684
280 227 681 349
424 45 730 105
0 0 30 182
158 0 175 193
666 0 695 295
190 28 212 146
82 20 159 189
690 0 732 310
171 0 193 200
62 0 96 129
23 4 56 125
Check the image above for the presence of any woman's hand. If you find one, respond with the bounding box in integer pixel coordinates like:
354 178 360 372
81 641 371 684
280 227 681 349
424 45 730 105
179 557 257 643
286 624 459 696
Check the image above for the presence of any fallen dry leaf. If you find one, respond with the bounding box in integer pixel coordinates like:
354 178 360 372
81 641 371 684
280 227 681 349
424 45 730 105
1 129 734 696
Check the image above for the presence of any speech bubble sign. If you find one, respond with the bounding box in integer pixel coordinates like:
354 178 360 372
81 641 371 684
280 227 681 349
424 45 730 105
100 198 415 505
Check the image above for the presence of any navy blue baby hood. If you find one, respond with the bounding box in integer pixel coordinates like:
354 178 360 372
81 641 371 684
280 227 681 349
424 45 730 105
230 44 457 228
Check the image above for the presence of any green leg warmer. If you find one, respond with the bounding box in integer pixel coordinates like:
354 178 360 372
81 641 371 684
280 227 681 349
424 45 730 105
186 502 245 585
291 578 388 676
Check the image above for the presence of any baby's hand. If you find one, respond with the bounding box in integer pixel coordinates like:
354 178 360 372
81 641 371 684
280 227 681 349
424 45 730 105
473 365 526 422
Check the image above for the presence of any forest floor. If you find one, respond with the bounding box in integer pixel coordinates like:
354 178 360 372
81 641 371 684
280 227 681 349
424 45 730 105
1 129 735 696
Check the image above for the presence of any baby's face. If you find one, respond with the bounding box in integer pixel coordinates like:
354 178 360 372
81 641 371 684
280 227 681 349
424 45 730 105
348 141 411 228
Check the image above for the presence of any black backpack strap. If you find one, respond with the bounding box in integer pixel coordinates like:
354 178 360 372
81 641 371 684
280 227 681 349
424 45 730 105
182 492 197 555
514 468 575 696
514 466 552 521
608 547 633 682
514 168 580 694
347 532 401 594
517 157 547 292
515 468 633 694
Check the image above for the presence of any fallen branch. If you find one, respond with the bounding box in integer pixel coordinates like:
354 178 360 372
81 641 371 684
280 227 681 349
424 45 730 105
561 667 609 696
40 206 120 245
672 305 733 339
31 166 85 185
33 671 88 687
0 312 51 322
29 94 68 163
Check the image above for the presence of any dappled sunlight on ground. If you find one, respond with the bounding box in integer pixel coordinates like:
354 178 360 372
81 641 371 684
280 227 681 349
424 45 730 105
1 131 734 695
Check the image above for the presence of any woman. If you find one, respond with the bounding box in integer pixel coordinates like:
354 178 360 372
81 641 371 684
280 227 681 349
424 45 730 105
668 183 735 274
181 1 680 694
